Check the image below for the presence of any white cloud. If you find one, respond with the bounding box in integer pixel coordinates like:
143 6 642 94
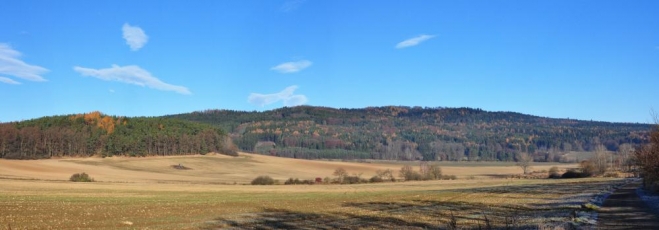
73 64 191 95
280 0 306 12
122 23 148 51
0 76 21 85
248 85 308 107
0 43 48 83
271 60 312 73
395 34 435 49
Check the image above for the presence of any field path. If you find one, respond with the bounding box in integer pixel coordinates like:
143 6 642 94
597 181 659 229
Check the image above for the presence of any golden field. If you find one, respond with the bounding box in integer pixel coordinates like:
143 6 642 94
0 153 620 229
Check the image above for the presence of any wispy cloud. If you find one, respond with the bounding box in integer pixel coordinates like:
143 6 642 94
280 0 306 12
248 85 308 107
0 76 21 85
395 34 435 49
271 60 312 73
0 43 48 83
73 64 191 95
122 23 148 51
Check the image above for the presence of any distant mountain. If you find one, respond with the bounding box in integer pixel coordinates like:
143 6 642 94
166 106 651 161
0 111 237 159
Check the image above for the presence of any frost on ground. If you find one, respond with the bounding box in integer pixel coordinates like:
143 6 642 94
205 179 632 230
567 178 634 228
636 180 659 215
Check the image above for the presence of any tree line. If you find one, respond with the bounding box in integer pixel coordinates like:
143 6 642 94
167 106 650 161
0 111 237 159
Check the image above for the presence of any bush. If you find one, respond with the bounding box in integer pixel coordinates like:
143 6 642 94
548 166 561 178
70 172 94 182
251 175 275 185
284 178 314 185
400 165 424 181
561 169 589 178
343 175 362 184
376 169 396 182
579 160 596 177
369 175 384 183
441 175 458 180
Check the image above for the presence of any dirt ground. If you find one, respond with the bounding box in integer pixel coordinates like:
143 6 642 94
597 181 659 229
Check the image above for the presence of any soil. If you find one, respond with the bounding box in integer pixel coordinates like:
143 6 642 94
597 181 659 229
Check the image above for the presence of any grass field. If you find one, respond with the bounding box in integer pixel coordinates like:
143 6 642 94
0 153 623 229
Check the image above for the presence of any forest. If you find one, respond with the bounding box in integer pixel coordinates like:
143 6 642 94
2 107 650 161
0 111 237 159
167 106 651 162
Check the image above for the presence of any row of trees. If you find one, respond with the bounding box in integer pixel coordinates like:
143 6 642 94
0 112 237 159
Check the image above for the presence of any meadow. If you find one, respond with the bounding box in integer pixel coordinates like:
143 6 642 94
0 153 622 229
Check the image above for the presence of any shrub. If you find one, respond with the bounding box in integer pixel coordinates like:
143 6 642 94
400 165 423 181
579 160 596 177
441 175 457 180
423 164 443 180
284 178 300 185
70 172 94 182
343 175 362 184
315 177 323 183
548 166 561 178
284 178 314 185
376 169 396 182
369 175 384 183
561 169 589 178
251 175 275 185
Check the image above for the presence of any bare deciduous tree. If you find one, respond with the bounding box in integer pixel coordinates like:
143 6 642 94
635 111 659 190
516 152 533 174
592 144 609 174
333 167 347 183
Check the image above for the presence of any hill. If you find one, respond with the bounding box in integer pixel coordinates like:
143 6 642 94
0 111 237 159
167 106 650 161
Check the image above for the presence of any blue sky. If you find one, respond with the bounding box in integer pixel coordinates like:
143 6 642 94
1 1 658 123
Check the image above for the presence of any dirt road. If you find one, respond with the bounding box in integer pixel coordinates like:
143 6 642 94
597 181 659 229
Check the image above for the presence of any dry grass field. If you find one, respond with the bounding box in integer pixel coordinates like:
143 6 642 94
0 153 575 184
0 153 623 229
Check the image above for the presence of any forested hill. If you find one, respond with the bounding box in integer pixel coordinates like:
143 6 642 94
0 111 237 159
167 106 650 161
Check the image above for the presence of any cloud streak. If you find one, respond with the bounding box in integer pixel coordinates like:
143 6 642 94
271 60 312 73
73 64 191 95
396 34 435 49
122 23 148 51
280 0 306 12
248 85 308 107
0 76 21 85
0 43 48 83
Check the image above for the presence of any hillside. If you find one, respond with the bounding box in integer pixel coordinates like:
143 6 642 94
167 106 650 161
0 111 237 159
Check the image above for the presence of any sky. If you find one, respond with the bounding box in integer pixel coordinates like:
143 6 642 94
1 1 658 123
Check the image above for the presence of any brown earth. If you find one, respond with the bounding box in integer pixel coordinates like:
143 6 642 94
597 181 659 229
